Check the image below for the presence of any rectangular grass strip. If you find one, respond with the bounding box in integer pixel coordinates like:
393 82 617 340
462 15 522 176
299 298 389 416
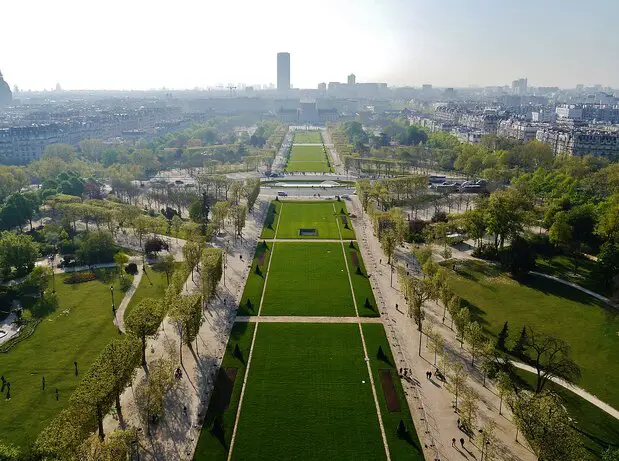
231 323 387 461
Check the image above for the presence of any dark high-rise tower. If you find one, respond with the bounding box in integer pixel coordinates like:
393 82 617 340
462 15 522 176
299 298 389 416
277 52 290 91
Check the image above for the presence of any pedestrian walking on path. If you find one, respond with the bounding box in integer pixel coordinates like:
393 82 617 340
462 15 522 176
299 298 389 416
451 438 456 447
460 438 465 448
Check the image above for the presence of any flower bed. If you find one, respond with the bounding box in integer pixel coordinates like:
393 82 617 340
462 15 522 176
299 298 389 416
63 272 97 284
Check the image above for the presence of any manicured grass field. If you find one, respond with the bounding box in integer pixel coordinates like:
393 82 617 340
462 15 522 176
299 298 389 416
446 260 619 408
272 200 355 240
535 254 609 296
286 145 332 173
362 323 425 461
0 270 129 447
237 243 271 316
194 322 256 461
514 369 619 460
123 262 182 319
293 131 322 143
261 243 356 316
231 323 387 461
260 201 280 239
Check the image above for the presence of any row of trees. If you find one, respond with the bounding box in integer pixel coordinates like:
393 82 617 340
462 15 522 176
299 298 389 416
396 246 588 460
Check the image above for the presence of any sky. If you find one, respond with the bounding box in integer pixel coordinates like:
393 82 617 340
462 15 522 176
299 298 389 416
1 0 618 91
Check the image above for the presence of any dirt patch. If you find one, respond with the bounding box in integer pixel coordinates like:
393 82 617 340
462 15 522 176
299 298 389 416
350 251 359 266
379 369 400 412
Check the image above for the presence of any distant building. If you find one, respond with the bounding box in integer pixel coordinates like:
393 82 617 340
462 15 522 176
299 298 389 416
422 84 432 92
277 52 290 91
0 70 12 108
497 119 539 142
317 82 327 91
347 73 356 85
536 127 619 158
512 78 528 95
555 104 583 121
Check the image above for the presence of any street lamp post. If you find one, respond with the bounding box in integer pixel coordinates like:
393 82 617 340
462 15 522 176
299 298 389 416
111 285 117 327
50 255 56 294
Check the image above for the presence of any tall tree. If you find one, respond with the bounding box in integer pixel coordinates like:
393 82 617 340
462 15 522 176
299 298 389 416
182 240 202 281
525 329 581 393
125 298 165 366
446 361 467 411
464 321 485 366
511 391 587 461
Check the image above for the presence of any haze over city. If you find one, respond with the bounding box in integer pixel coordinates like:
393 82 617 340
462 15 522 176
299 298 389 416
2 0 619 90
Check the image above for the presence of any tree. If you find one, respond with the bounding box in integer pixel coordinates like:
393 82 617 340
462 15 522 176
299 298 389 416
244 178 260 212
495 371 512 415
155 253 176 286
169 294 203 359
525 329 581 393
549 211 573 250
512 325 528 358
113 252 129 277
497 321 509 351
200 248 223 304
505 235 536 279
511 391 587 461
454 307 470 348
446 294 461 330
464 321 485 366
602 448 619 461
428 327 444 366
24 265 52 298
460 208 486 249
125 298 165 366
132 215 150 250
484 189 531 250
76 231 116 266
446 361 467 411
231 204 247 242
212 201 230 234
459 385 479 431
100 337 141 417
182 240 202 281
0 231 40 276
36 407 93 459
134 357 176 432
77 428 138 461
476 420 498 461
379 228 398 264
597 242 619 290
402 275 434 356
171 214 183 237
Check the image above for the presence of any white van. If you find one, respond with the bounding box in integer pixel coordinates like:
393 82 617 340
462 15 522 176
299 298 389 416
277 191 288 197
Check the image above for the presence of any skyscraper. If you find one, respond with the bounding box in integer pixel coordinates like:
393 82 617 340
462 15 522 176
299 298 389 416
347 73 356 85
277 52 290 91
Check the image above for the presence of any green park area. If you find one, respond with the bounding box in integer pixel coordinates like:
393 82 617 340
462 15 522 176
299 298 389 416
0 270 129 447
230 323 387 461
262 200 355 240
446 259 619 409
293 131 322 144
285 145 332 173
123 262 183 318
514 368 619 460
261 242 356 316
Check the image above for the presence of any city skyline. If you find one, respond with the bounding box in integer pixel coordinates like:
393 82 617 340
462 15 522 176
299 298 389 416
2 0 619 91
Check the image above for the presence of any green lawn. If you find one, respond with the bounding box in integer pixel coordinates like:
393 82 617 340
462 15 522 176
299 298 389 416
261 243 356 316
231 323 387 461
260 201 281 239
514 369 619 460
535 254 610 297
294 131 322 143
446 260 619 408
194 322 256 461
124 262 183 319
346 241 379 317
237 243 271 316
0 270 129 447
362 324 424 461
272 200 355 240
286 145 332 173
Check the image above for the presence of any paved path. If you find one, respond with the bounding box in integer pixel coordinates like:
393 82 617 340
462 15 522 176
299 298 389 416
349 196 536 461
235 315 382 323
114 267 143 333
510 361 619 421
102 199 269 460
530 271 617 307
262 238 353 243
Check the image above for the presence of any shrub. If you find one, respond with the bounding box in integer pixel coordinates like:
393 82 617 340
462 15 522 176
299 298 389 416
125 263 138 275
120 276 132 292
144 237 168 256
64 272 96 284
472 244 499 261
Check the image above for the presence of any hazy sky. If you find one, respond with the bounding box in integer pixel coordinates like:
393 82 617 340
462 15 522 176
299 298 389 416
2 0 618 91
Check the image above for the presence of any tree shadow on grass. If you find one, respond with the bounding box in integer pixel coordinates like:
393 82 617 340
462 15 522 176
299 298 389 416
29 295 59 318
